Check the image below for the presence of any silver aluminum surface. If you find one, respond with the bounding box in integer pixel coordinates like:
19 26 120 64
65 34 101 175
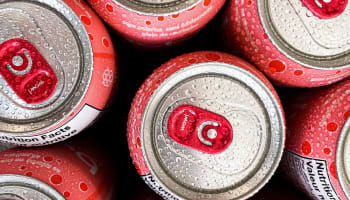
0 0 93 134
258 0 350 70
113 0 202 16
0 174 64 200
336 117 350 199
141 62 285 199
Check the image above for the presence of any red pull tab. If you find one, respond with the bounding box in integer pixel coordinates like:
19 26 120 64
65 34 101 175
301 0 348 19
167 105 233 154
0 38 57 104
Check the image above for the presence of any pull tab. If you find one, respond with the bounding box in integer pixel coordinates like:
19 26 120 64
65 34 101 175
301 0 348 19
167 105 233 154
0 38 57 104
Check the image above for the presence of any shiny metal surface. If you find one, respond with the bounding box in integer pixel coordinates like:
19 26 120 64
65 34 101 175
258 0 350 70
113 0 202 15
0 0 93 134
141 62 285 199
336 117 350 199
0 174 64 200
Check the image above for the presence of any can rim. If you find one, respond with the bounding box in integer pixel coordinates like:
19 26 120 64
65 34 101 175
140 62 285 199
0 0 93 136
336 117 350 199
112 0 203 16
257 0 350 70
0 174 65 199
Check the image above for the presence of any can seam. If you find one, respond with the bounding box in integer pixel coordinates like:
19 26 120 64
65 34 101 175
140 62 285 200
0 174 65 199
336 117 350 199
111 0 203 16
0 0 94 136
257 0 350 70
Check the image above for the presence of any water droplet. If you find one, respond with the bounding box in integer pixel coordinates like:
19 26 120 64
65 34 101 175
185 89 192 96
3 105 9 110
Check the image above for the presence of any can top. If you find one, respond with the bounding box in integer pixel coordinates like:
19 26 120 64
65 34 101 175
0 0 93 134
141 62 285 199
0 174 65 200
258 0 350 70
336 117 350 199
113 0 202 15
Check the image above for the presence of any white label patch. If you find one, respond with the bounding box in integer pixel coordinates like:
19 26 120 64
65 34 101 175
282 151 340 200
0 104 100 146
142 174 179 200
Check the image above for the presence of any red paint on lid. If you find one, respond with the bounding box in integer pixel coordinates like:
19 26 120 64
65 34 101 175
301 0 348 19
0 38 57 104
167 105 233 154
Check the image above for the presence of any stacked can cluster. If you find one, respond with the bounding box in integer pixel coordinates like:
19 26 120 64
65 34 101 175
0 0 349 200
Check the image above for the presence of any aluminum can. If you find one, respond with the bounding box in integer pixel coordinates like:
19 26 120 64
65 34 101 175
0 137 114 200
222 0 350 87
0 0 117 146
280 78 350 200
127 51 285 200
87 0 225 48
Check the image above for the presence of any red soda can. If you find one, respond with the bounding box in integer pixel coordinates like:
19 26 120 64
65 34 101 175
127 51 285 199
0 137 114 200
222 0 350 87
280 78 350 199
0 0 117 146
87 0 225 48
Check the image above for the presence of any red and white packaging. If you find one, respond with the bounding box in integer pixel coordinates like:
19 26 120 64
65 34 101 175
222 0 350 87
0 137 115 200
0 0 117 146
281 78 350 200
87 0 225 48
128 51 285 199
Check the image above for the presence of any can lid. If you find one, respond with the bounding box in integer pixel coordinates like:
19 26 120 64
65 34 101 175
0 0 93 134
0 174 65 200
113 0 202 15
336 117 350 198
141 62 285 199
258 0 350 70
